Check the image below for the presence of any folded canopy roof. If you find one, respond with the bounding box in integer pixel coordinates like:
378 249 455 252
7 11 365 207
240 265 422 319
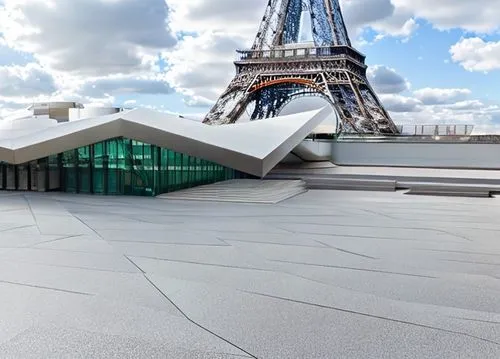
0 107 329 177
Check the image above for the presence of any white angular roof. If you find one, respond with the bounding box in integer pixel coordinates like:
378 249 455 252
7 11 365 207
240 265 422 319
0 107 329 177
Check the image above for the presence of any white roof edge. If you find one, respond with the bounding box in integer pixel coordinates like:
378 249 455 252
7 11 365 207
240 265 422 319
0 108 328 177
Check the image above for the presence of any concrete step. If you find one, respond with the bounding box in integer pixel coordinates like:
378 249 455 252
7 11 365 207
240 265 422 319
268 171 500 186
267 171 500 196
157 179 307 204
267 174 397 192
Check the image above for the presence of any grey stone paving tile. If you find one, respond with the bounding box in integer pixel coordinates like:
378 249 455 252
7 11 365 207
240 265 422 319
0 289 34 344
97 228 227 245
220 239 378 265
0 327 247 359
0 247 138 273
23 195 75 217
134 257 497 338
278 222 467 242
147 277 500 359
68 216 179 231
113 242 272 269
33 300 247 356
0 224 37 235
312 233 496 256
32 235 116 253
0 214 35 228
1 190 500 357
0 280 250 357
137 257 500 343
34 214 96 236
215 232 327 247
0 227 63 248
167 220 292 235
443 227 500 247
0 261 179 312
275 261 500 313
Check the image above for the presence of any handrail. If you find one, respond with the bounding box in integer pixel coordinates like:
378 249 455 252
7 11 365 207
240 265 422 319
395 124 474 137
334 124 474 138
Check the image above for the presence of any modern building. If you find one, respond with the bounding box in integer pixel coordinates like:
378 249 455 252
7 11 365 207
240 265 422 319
0 104 328 196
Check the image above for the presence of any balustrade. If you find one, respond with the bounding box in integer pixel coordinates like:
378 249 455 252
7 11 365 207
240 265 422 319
236 46 365 64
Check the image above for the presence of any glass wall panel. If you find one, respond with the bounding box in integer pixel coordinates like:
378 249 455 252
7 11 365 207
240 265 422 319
62 150 77 193
0 136 245 196
0 163 4 190
78 145 91 193
48 155 60 191
93 143 105 194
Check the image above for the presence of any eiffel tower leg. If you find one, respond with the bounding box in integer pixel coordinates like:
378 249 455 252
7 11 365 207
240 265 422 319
326 71 397 134
358 82 399 134
204 73 255 125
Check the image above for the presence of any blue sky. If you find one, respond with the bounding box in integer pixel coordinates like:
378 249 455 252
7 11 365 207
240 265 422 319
365 22 500 103
1 0 500 130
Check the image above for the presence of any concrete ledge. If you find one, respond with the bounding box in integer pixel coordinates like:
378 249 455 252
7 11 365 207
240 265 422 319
305 178 397 192
332 141 500 170
405 184 493 198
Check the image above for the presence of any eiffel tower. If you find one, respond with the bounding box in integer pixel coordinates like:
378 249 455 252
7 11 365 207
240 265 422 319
203 0 399 134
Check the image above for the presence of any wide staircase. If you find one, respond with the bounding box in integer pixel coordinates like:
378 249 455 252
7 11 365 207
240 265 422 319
267 162 500 198
159 163 500 201
157 179 307 204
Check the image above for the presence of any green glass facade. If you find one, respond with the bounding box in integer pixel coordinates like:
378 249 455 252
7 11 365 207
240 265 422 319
0 137 244 196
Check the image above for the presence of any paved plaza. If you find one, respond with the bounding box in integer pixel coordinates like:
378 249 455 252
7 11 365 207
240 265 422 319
0 189 499 358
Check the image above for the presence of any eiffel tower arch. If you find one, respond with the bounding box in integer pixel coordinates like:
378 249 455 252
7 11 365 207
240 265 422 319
203 0 399 135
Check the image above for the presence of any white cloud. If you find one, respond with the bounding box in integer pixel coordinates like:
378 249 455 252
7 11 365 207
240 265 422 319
123 99 137 107
450 37 500 72
380 94 423 113
368 13 418 41
364 66 494 127
0 63 56 98
0 98 27 118
162 0 268 105
167 0 264 39
367 65 410 94
80 74 173 98
164 31 246 104
0 0 178 112
340 0 419 42
0 0 176 76
390 102 500 131
386 93 500 133
371 75 499 130
413 88 471 105
392 0 500 34
341 0 394 38
445 100 485 111
184 95 215 108
343 0 500 44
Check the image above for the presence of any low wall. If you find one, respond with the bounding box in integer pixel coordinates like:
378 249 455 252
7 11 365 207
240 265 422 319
332 141 500 169
293 139 333 161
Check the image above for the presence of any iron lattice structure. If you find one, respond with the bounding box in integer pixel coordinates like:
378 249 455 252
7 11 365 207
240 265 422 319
203 0 399 134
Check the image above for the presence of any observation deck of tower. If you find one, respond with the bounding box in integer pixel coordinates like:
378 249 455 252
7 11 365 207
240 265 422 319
203 0 399 135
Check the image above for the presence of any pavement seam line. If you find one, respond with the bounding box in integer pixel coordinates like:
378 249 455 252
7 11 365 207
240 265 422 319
244 291 500 347
123 255 259 359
